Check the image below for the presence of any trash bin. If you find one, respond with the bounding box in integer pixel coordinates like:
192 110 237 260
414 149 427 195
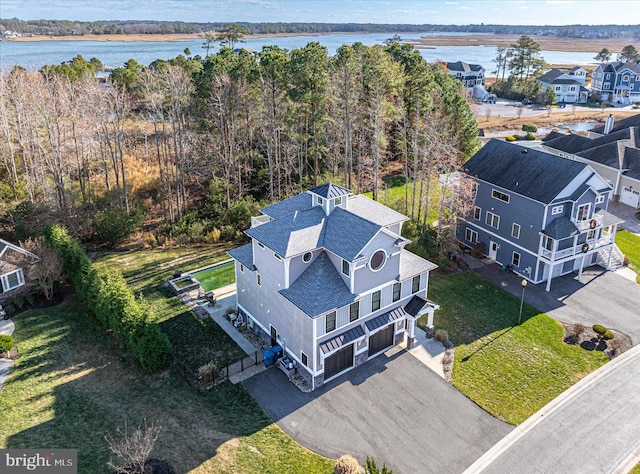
271 344 283 359
263 348 275 367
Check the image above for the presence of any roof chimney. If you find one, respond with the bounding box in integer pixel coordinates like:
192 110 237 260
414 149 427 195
604 114 614 135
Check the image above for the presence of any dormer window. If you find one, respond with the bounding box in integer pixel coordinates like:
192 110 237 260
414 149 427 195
595 194 605 205
334 197 342 205
303 252 313 263
342 259 350 276
318 197 323 205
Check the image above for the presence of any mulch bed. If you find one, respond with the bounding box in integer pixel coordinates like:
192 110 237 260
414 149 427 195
561 323 633 360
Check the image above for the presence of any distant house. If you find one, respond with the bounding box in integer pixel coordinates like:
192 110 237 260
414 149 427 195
228 183 439 390
0 238 39 302
458 140 623 292
536 67 589 104
541 113 640 209
590 61 640 105
446 61 486 98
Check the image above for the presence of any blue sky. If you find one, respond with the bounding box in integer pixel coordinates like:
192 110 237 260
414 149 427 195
1 0 639 25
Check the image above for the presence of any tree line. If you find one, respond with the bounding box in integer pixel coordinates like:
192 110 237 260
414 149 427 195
0 40 478 249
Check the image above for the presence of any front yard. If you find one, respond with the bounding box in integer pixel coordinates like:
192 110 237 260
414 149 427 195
424 271 609 425
616 230 640 283
0 299 334 473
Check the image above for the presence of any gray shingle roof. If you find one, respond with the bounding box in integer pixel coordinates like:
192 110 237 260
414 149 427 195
227 243 255 271
543 133 592 154
623 147 640 180
462 139 588 204
543 217 579 240
245 206 326 258
365 306 407 331
279 252 356 317
551 78 582 85
404 295 436 317
398 251 438 281
347 195 409 227
537 69 565 83
447 61 483 73
592 113 640 134
595 209 625 227
322 207 381 261
308 182 352 199
576 142 624 169
319 325 365 354
261 192 312 219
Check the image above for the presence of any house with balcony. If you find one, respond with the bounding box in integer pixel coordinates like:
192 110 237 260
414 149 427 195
590 61 640 105
228 183 438 390
446 61 486 98
457 139 623 292
536 67 589 104
541 114 640 209
0 238 39 303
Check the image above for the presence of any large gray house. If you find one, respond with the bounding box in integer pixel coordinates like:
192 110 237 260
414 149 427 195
229 183 438 390
0 238 39 303
458 140 623 291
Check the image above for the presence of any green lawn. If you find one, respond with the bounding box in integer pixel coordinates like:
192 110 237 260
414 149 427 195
364 178 440 224
616 230 640 283
93 246 246 370
423 272 609 425
191 260 236 292
0 300 334 474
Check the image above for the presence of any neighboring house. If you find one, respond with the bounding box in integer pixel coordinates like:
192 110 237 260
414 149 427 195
590 61 640 105
228 183 439 390
446 61 487 98
536 67 589 104
541 113 640 209
0 238 39 301
458 140 623 292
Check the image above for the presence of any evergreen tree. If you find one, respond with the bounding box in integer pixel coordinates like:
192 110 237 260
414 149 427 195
508 35 545 82
594 48 611 63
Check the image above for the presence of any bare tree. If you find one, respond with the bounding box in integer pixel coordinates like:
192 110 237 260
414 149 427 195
105 419 161 474
22 237 62 300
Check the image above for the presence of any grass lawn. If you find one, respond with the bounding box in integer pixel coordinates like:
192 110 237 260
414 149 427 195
616 230 640 283
92 246 245 370
423 271 609 425
0 300 334 474
191 260 236 292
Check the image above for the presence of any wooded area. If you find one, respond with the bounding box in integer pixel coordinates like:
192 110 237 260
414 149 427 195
0 40 479 251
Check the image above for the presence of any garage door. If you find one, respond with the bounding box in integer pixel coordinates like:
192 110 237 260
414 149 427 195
324 344 354 379
621 187 640 208
369 324 395 356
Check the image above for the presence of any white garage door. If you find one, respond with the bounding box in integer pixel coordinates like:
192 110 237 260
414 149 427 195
621 187 640 208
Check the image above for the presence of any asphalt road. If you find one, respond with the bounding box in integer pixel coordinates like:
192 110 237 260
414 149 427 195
244 346 511 473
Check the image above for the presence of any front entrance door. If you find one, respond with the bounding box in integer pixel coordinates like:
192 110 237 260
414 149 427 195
488 241 498 260
368 324 395 355
270 325 277 347
324 344 354 379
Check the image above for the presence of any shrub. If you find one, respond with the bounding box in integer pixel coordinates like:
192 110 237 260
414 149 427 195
435 329 450 344
522 123 538 132
94 204 145 247
0 334 14 353
334 455 361 474
525 133 536 140
505 135 516 142
592 324 607 335
572 323 586 338
205 228 221 244
603 330 615 340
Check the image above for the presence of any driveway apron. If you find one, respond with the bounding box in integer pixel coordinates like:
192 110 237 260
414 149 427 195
244 347 511 473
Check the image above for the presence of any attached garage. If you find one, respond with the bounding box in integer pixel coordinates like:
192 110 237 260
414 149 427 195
324 344 354 379
368 324 394 355
620 186 640 208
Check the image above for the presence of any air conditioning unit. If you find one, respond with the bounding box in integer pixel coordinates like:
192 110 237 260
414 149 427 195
247 317 254 329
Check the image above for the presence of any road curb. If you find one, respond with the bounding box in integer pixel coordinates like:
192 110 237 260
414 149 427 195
464 343 640 473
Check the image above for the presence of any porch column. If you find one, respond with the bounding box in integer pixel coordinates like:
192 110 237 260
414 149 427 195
546 263 554 292
577 254 586 280
406 317 417 349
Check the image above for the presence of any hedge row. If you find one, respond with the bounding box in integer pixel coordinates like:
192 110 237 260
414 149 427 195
44 225 172 371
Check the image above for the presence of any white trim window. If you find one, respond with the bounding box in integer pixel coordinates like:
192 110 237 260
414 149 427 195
465 228 478 243
1 269 25 292
512 223 521 239
412 275 420 293
326 311 336 333
371 290 381 312
342 259 350 276
551 205 563 215
485 211 500 229
256 273 262 287
474 206 481 220
301 352 308 367
595 194 605 204
491 189 510 203
512 252 521 267
240 264 244 273
350 301 360 322
274 252 282 260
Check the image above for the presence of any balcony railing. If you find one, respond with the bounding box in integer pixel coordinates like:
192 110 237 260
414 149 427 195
572 214 603 232
540 235 613 261
251 214 271 228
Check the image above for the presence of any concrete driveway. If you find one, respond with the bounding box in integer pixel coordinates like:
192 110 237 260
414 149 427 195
244 346 511 473
473 263 640 344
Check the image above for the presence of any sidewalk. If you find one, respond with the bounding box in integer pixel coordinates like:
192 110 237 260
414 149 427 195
0 318 16 391
403 327 446 378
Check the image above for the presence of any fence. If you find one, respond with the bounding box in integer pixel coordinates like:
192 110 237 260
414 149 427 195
172 349 265 391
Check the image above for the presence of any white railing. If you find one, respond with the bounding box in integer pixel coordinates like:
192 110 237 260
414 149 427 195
539 235 613 261
572 214 603 232
250 214 271 228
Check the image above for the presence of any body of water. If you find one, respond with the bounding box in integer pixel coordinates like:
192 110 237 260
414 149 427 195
0 31 600 74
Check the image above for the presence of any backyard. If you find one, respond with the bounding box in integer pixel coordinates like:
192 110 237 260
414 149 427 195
424 271 610 425
0 299 334 473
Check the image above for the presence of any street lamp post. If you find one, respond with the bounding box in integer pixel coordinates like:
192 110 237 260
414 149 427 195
518 279 528 325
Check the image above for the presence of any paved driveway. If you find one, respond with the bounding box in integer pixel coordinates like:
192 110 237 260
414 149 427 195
244 347 511 473
473 263 640 344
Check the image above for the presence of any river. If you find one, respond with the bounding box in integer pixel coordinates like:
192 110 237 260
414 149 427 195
0 31 600 73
